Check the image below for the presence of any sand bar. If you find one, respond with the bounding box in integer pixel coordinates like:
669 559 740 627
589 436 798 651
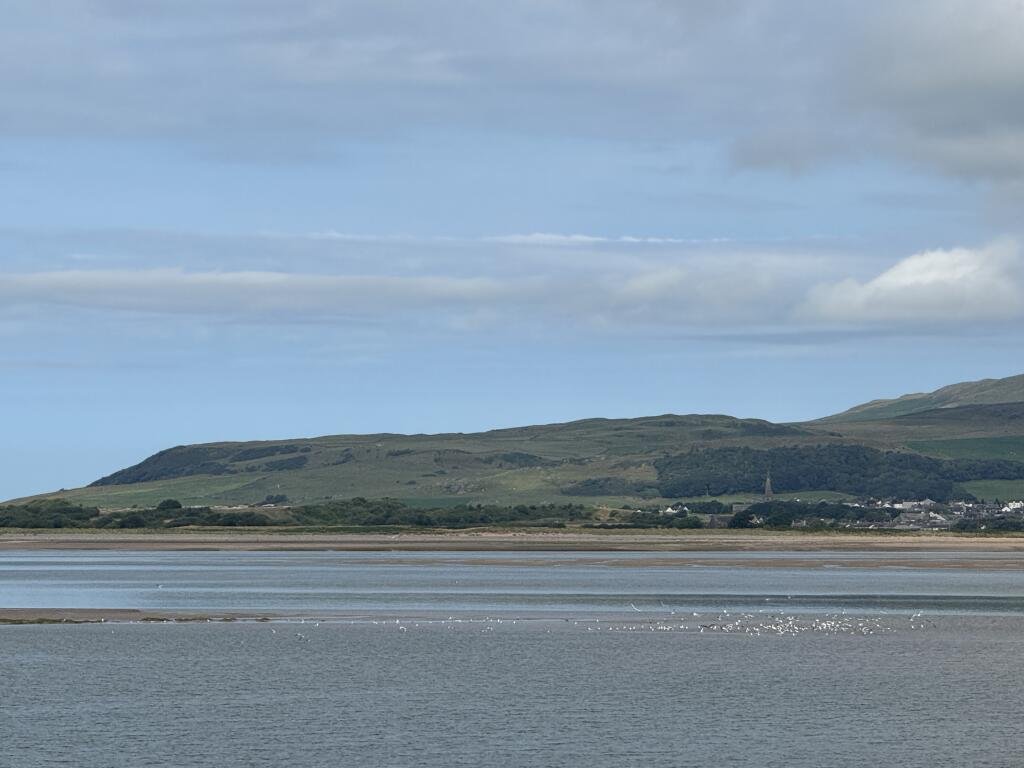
4 529 1024 552
0 608 280 624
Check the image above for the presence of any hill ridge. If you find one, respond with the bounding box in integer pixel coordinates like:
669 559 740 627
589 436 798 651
11 373 1024 509
820 373 1024 423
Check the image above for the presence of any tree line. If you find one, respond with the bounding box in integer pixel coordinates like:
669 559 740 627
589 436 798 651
654 444 1024 501
727 500 896 529
0 497 592 529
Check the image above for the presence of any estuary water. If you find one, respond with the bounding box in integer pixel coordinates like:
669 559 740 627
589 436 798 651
3 550 1024 767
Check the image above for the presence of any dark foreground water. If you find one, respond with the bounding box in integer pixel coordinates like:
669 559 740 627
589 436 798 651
3 550 1024 767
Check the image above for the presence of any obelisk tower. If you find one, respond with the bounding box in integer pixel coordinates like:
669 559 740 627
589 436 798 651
764 469 774 501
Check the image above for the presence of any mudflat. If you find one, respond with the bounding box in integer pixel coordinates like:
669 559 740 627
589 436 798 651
4 528 1024 552
0 608 269 624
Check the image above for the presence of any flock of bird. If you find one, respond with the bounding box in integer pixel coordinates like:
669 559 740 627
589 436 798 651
113 605 933 638
235 609 927 639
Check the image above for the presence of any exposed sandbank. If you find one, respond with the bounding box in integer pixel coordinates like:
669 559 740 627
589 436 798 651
0 608 267 624
4 528 1024 553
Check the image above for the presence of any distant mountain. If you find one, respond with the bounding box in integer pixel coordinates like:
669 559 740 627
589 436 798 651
12 374 1024 509
820 373 1024 423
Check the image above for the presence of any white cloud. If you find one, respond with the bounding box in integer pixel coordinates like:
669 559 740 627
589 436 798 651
300 231 426 243
0 269 513 316
616 267 691 300
483 233 612 246
801 239 1023 324
0 244 815 331
484 233 707 246
4 236 1021 336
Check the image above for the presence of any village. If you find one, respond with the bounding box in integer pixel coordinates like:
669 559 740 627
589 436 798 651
657 497 1024 531
659 472 1024 531
842 498 1024 531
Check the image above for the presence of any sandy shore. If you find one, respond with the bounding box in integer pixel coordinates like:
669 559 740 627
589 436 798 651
4 528 1024 552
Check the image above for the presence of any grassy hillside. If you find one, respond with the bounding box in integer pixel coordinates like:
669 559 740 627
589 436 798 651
812 403 1024 445
960 480 1024 503
20 415 821 508
822 373 1024 423
906 436 1024 461
15 374 1024 509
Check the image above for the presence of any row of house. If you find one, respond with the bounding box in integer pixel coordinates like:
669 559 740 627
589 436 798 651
657 496 1024 531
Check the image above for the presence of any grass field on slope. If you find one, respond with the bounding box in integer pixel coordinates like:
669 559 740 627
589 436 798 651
960 480 1024 502
907 437 1024 461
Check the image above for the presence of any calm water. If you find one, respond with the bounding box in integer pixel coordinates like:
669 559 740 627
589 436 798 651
3 550 1024 767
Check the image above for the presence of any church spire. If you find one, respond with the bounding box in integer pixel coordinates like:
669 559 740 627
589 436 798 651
764 469 773 500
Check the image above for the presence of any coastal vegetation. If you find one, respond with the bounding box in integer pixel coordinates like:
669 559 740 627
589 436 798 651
4 496 1024 534
0 497 592 530
586 513 706 530
951 518 1024 532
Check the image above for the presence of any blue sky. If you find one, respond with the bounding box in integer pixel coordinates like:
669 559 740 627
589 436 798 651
3 1 1024 499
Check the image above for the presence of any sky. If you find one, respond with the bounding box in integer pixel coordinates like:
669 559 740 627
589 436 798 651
3 0 1024 499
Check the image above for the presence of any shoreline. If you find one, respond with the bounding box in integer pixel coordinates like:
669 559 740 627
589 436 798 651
5 529 1024 552
0 608 267 625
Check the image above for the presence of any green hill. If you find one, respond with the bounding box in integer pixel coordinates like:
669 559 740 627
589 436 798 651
30 414 817 508
821 374 1024 423
13 374 1024 509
